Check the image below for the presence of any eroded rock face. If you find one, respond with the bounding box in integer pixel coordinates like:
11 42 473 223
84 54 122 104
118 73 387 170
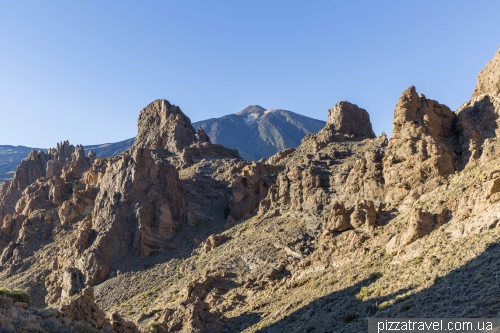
383 87 457 207
472 47 500 99
71 148 185 286
455 95 500 167
227 162 278 220
386 208 445 255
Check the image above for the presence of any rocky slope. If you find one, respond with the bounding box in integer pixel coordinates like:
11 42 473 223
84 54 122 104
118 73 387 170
193 106 326 161
0 47 500 333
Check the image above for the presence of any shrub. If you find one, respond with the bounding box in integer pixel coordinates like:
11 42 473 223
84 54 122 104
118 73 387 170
72 321 95 333
0 288 30 304
355 286 371 301
412 257 423 265
323 297 334 304
343 313 357 323
398 303 413 313
378 300 393 310
148 321 161 331
38 307 59 319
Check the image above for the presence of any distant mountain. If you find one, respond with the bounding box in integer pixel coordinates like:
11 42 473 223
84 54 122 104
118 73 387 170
193 105 326 160
83 137 135 158
0 138 134 186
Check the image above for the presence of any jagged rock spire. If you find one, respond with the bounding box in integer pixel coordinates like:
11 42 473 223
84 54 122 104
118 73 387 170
132 99 198 153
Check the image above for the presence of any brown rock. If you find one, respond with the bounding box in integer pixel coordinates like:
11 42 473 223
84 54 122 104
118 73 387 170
59 287 106 329
0 294 14 308
327 101 376 139
77 148 184 286
202 234 227 253
179 142 240 168
160 301 225 333
472 46 500 99
386 209 441 254
228 161 277 220
46 267 85 304
455 95 500 167
350 200 377 230
383 87 457 207
328 202 351 232
132 99 198 153
14 301 28 309
267 148 296 165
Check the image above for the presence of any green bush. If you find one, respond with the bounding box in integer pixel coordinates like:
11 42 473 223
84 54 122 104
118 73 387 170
355 286 371 301
0 287 30 304
148 320 161 331
38 307 59 319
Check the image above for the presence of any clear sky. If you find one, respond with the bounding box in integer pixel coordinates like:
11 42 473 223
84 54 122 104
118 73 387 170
0 1 499 148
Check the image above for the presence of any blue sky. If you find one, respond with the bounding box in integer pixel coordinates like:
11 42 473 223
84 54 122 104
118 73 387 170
0 1 499 147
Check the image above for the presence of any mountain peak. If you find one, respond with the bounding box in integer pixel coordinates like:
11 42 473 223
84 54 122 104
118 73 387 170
236 105 266 116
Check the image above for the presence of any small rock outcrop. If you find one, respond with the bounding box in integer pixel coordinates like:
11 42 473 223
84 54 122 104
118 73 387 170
59 287 108 329
159 277 227 333
327 101 376 139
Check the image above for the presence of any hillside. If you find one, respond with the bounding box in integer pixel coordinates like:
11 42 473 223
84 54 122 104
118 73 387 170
0 47 499 333
193 106 326 161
